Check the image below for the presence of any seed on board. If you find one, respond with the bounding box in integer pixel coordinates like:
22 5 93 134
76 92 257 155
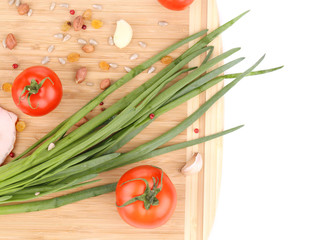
15 0 20 7
47 45 55 53
130 53 138 60
148 66 156 74
108 36 114 46
17 3 29 15
8 0 15 6
6 33 17 50
73 16 84 31
48 143 55 151
27 9 33 17
82 24 87 30
99 61 110 71
16 121 26 132
58 58 66 65
54 33 64 39
41 56 50 65
82 44 95 53
59 3 69 8
77 38 87 45
124 66 131 73
161 55 173 64
70 9 75 15
92 4 103 10
61 21 72 32
34 192 40 196
86 82 94 86
158 21 169 26
12 63 19 69
67 52 80 62
138 41 147 48
91 19 103 29
89 39 98 46
109 63 118 68
100 78 111 90
63 34 71 42
83 9 92 21
2 39 7 49
50 2 56 11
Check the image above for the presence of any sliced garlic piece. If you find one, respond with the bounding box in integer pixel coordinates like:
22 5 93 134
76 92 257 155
114 19 133 49
181 152 203 176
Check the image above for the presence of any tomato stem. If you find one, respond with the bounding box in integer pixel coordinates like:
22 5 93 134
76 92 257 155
18 77 54 109
116 169 164 210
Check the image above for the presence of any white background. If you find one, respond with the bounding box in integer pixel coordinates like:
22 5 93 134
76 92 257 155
210 0 332 239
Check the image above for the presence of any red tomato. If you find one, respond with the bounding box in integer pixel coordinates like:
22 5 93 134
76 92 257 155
12 66 62 116
116 165 177 229
157 0 195 11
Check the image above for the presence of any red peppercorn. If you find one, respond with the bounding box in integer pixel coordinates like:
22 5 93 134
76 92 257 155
101 107 106 112
12 63 18 69
149 113 155 119
70 9 75 15
99 102 104 106
82 24 87 30
9 152 15 158
194 128 199 133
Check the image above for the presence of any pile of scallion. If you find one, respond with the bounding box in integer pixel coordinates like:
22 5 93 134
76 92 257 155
0 11 282 215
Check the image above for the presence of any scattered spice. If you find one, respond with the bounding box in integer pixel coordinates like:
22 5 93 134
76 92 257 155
12 63 19 69
63 34 71 42
83 9 92 21
138 41 147 48
100 79 111 90
9 152 15 158
27 9 33 17
50 2 56 11
54 33 64 39
61 21 72 32
2 39 7 49
91 19 103 29
2 83 12 92
108 36 114 46
124 66 131 72
161 56 173 64
148 66 156 74
48 143 55 151
67 52 80 62
77 38 87 45
70 9 75 15
59 3 69 8
17 3 29 15
73 16 84 31
194 128 199 133
92 4 103 10
89 39 98 46
109 63 118 68
16 121 26 132
130 53 138 60
82 44 95 53
47 45 55 53
82 24 87 30
6 33 17 50
99 61 110 71
8 0 15 6
58 58 66 65
101 107 106 112
85 82 94 86
15 0 20 7
158 21 169 26
99 102 104 106
34 192 40 196
149 113 155 119
41 56 50 65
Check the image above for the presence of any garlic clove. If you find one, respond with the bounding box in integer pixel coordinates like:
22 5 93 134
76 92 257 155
181 152 203 176
114 19 133 49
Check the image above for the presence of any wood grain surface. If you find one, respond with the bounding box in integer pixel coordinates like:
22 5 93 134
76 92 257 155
0 0 222 239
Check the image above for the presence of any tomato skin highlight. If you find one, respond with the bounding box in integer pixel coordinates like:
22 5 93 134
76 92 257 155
12 66 63 117
157 0 195 11
116 165 177 229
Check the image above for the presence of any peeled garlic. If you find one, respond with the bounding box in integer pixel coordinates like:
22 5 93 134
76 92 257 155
181 152 203 176
114 19 133 49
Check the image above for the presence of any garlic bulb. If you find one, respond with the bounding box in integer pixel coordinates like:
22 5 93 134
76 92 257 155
181 152 203 175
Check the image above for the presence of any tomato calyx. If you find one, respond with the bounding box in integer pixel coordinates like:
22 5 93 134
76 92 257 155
117 170 164 210
19 77 54 109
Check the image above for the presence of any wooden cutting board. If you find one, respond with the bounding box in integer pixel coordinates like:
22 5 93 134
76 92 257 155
0 0 223 239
